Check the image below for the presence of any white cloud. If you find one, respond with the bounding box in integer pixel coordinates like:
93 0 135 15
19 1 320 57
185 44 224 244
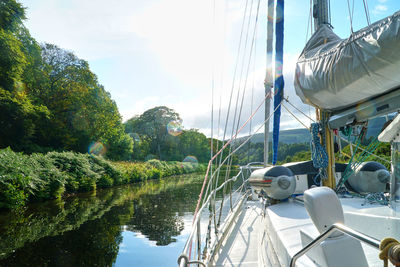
179 52 316 138
372 4 388 14
21 0 314 139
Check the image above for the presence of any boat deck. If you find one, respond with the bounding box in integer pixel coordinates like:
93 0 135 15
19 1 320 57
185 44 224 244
211 198 384 267
212 201 277 267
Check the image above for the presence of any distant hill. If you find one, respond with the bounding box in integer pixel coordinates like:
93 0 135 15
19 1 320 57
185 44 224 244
234 128 311 145
233 115 393 146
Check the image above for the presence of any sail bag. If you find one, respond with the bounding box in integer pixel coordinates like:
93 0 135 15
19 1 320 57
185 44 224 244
294 11 400 112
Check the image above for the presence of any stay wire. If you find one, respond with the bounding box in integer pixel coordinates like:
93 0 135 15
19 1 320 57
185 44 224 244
210 0 216 191
189 0 268 259
226 0 255 160
214 0 250 194
346 0 354 33
223 0 261 219
234 0 261 160
284 98 315 122
210 98 282 182
305 0 313 43
248 4 258 163
224 0 257 178
192 89 279 246
219 0 256 223
362 0 371 25
282 103 310 130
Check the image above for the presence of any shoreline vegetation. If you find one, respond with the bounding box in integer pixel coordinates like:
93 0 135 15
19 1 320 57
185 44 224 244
0 148 207 211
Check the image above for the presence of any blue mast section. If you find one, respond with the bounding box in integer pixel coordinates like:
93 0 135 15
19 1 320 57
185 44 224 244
272 0 284 165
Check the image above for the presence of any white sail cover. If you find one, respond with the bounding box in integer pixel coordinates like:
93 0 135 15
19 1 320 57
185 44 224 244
294 11 400 111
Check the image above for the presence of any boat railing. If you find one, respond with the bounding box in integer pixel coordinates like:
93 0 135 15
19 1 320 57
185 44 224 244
290 223 380 267
178 163 259 267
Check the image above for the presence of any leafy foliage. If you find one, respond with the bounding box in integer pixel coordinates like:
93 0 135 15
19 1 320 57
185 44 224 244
129 106 181 160
125 107 212 162
335 142 391 169
0 148 205 210
0 89 50 151
0 1 132 160
234 141 311 165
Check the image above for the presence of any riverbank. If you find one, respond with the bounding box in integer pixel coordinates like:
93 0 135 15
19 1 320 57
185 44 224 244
0 148 206 210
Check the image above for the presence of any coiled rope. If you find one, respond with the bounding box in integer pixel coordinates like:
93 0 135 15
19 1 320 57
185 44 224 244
379 237 400 267
310 123 329 185
311 123 329 169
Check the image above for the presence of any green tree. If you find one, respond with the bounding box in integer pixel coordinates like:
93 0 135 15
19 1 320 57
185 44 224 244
25 44 133 159
132 106 181 160
0 1 132 159
0 89 49 151
0 0 26 32
0 0 27 91
178 129 209 162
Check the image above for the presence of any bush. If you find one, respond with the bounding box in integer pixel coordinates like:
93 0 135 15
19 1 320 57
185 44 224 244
0 179 27 210
46 152 99 193
97 175 114 188
0 148 206 210
29 153 67 200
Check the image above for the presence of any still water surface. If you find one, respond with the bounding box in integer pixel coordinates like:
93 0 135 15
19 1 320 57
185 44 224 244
0 174 208 266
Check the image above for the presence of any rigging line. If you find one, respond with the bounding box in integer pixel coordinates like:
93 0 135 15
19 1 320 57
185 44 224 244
284 98 315 122
305 0 313 43
282 103 310 130
362 0 371 25
228 0 255 146
235 0 261 136
230 0 261 171
193 89 274 227
365 0 371 25
218 0 261 221
219 0 255 199
225 0 258 167
189 101 282 259
203 0 217 214
210 99 282 181
212 0 227 198
215 0 250 190
210 0 216 187
337 134 390 164
210 94 222 230
248 3 258 163
220 0 256 218
216 3 255 220
346 0 354 33
219 0 250 144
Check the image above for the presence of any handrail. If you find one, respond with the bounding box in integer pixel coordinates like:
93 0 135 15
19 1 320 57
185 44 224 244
180 168 245 257
290 223 380 267
178 164 256 267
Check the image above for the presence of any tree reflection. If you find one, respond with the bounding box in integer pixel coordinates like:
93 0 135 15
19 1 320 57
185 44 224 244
0 174 203 266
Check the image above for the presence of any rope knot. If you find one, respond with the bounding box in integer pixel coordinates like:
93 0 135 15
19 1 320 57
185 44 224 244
380 237 400 267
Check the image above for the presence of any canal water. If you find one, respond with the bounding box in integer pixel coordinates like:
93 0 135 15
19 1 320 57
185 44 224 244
0 174 212 267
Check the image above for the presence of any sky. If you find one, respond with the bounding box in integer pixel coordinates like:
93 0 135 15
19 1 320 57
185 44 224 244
20 0 400 138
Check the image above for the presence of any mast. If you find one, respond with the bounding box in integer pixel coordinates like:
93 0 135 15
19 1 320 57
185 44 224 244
271 0 284 166
313 0 336 189
313 0 330 29
264 0 275 167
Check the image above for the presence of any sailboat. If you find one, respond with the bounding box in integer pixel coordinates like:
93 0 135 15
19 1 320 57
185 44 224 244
178 0 400 266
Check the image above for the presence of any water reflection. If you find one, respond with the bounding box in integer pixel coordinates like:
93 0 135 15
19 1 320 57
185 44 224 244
0 174 205 266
